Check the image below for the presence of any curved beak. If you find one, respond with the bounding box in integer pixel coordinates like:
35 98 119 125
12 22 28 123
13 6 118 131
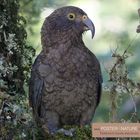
83 18 95 39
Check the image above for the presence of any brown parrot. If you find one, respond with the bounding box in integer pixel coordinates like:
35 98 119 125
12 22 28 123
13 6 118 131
29 6 102 136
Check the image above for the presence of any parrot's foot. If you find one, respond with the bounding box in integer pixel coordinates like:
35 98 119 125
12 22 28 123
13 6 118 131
57 128 76 137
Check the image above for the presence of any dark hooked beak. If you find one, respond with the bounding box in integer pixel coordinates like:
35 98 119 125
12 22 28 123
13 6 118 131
83 18 95 39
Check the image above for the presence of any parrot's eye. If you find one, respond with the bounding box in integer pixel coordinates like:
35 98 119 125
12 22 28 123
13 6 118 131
82 15 88 20
67 13 75 20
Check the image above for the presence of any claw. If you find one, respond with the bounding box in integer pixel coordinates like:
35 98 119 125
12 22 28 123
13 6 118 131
57 128 76 137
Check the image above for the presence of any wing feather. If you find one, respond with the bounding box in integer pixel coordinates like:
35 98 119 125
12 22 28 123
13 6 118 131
29 56 44 117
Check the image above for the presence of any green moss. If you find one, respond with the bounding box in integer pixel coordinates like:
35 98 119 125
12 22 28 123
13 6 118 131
35 125 95 140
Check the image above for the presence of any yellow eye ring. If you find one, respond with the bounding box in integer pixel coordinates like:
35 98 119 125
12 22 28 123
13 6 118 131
82 15 88 20
67 13 76 20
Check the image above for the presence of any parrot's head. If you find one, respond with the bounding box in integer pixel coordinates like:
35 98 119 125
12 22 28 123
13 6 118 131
43 6 95 39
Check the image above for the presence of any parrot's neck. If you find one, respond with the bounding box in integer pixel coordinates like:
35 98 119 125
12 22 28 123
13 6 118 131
41 28 84 49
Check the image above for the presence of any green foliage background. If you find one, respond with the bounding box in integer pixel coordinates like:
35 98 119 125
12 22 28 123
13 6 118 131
0 0 140 139
0 0 35 139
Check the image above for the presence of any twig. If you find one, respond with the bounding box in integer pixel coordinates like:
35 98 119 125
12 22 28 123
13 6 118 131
138 8 140 24
0 101 4 116
122 34 138 57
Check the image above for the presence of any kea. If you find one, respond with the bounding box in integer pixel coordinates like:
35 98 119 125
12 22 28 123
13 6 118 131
29 6 102 137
